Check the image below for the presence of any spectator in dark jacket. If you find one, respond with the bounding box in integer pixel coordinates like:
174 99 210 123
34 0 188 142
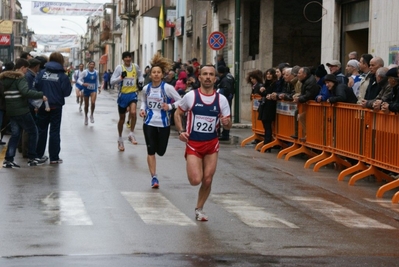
34 52 72 164
103 70 110 90
326 60 348 85
361 67 390 110
0 58 47 167
364 57 385 100
258 68 277 147
323 74 357 103
186 66 200 90
217 65 235 141
20 58 42 158
292 67 320 141
381 68 399 113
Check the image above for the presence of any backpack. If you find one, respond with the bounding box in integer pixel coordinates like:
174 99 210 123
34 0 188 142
226 73 235 96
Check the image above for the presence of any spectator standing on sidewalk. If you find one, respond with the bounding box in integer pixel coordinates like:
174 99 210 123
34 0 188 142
103 69 110 90
292 67 319 142
217 65 235 141
0 58 48 168
34 52 72 164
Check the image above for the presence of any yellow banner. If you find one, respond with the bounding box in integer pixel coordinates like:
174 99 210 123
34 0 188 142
159 5 164 40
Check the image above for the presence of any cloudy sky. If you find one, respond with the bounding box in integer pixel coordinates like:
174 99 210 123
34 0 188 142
20 0 106 35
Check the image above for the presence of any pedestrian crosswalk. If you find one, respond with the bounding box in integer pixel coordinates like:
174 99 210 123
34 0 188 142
289 196 395 229
212 193 299 228
38 191 397 230
121 192 196 226
41 191 93 225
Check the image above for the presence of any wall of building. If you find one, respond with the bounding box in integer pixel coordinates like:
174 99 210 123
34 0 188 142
141 17 158 68
320 0 341 66
369 0 399 65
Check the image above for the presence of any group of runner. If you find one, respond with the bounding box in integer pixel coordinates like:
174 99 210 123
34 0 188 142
71 52 232 221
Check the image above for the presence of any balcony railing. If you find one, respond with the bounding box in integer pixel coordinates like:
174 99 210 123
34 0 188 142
140 0 176 18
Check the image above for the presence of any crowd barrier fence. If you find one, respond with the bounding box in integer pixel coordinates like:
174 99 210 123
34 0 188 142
241 97 399 203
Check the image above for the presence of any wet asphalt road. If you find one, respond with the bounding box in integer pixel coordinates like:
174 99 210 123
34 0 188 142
0 89 399 266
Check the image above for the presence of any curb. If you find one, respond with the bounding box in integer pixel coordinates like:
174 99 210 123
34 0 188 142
232 123 252 129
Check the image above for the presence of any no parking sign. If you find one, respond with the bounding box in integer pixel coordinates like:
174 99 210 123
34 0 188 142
208 31 226 51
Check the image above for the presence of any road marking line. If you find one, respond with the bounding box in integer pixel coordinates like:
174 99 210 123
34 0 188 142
41 191 93 225
212 194 299 228
122 192 196 226
365 198 399 212
290 196 395 229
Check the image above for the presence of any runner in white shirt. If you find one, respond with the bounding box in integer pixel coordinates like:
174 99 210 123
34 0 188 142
72 63 84 112
139 54 182 188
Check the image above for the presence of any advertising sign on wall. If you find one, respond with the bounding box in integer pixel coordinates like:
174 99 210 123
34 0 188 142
0 34 11 46
0 20 13 34
175 17 184 37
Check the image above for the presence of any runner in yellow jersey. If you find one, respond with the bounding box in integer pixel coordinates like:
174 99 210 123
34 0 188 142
110 51 144 151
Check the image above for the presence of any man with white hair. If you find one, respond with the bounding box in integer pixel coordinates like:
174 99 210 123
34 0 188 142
346 59 361 97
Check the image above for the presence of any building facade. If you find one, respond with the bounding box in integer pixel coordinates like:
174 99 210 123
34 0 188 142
18 0 399 122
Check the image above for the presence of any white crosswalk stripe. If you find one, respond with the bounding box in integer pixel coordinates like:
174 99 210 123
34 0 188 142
365 198 399 213
212 193 299 228
290 196 395 229
122 192 196 226
41 191 93 225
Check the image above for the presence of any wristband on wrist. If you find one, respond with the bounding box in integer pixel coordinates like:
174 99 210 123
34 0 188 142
178 130 186 135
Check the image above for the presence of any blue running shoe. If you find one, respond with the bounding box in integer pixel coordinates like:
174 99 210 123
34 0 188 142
151 176 159 188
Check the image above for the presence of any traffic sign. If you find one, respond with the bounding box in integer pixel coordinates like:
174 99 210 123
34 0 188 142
208 31 226 51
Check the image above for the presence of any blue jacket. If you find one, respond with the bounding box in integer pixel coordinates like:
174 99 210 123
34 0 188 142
315 84 330 102
35 61 72 108
103 71 110 82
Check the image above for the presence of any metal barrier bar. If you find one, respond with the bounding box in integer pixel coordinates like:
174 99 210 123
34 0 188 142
242 99 399 202
240 95 264 147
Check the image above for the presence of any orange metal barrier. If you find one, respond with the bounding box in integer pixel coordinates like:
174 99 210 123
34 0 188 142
241 95 264 146
242 99 399 203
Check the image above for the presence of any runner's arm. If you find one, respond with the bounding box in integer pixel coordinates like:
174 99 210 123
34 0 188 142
110 65 123 85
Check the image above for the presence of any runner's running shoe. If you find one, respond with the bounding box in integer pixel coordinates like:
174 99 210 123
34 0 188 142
90 115 94 123
195 208 208 221
128 133 138 145
151 176 159 188
84 117 88 125
118 140 125 151
126 121 131 129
